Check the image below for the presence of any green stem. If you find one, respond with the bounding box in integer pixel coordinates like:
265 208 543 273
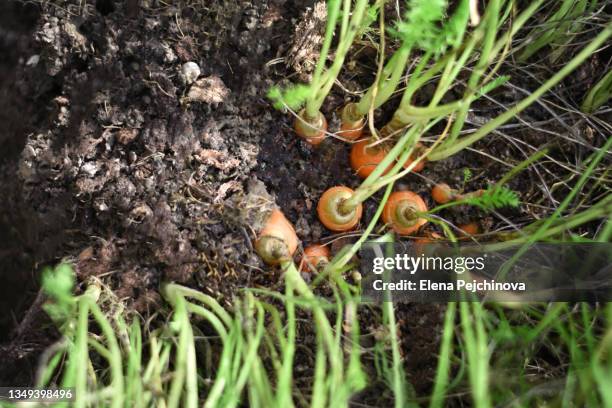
429 303 457 408
88 302 125 408
72 300 90 408
429 21 612 161
385 298 405 408
581 69 612 113
494 148 548 188
233 301 265 406
447 0 502 143
310 0 371 115
306 0 342 118
186 303 229 341
283 262 336 356
276 273 296 407
393 99 464 124
355 46 412 116
167 295 198 408
460 302 491 408
283 260 347 403
518 0 576 62
164 284 232 327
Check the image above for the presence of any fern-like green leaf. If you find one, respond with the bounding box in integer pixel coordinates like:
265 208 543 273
440 0 470 49
267 84 313 111
465 186 520 211
389 0 471 54
462 168 473 184
41 264 77 326
388 0 446 52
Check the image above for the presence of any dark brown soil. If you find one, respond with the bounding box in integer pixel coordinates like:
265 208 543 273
0 0 54 387
0 0 609 401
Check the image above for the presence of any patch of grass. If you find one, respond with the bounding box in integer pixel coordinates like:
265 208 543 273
582 69 612 113
27 260 612 407
28 262 369 407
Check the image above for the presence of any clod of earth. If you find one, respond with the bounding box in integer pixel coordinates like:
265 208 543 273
180 61 201 85
185 76 230 104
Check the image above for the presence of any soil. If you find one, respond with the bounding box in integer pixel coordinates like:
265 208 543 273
0 0 609 401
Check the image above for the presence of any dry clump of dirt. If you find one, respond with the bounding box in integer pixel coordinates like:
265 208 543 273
11 0 304 311
285 1 326 81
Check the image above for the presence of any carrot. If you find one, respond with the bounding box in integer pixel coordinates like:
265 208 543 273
300 244 331 272
413 231 443 256
432 183 486 204
459 222 480 236
317 186 363 232
398 142 426 172
339 120 364 141
415 231 444 244
295 109 327 146
350 138 391 179
431 183 457 204
254 209 299 265
399 155 425 173
382 191 428 235
338 102 364 141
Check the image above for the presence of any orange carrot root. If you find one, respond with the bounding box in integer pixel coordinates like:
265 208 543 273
338 102 364 141
294 109 327 146
431 183 456 204
339 120 364 141
317 186 363 232
382 191 428 235
459 222 480 236
255 209 299 265
398 143 426 172
300 244 331 272
350 138 391 179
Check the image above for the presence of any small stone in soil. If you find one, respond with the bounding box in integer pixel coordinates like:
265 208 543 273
180 61 200 84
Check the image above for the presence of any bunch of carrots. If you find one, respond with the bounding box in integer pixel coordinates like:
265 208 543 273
256 0 612 268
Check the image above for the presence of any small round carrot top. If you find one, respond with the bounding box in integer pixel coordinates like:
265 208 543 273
255 209 299 265
431 183 455 204
300 244 331 272
350 138 390 179
294 109 327 146
317 186 363 232
382 191 428 235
